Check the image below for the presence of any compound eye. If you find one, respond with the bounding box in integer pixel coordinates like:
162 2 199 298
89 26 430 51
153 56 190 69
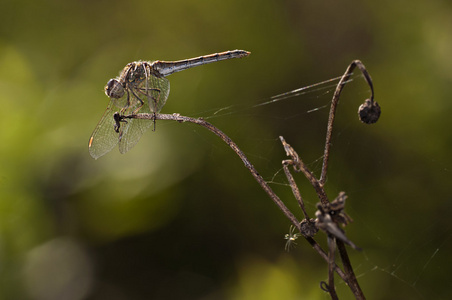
105 79 124 98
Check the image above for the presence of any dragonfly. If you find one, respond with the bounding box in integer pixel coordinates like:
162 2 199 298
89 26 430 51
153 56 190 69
88 50 250 159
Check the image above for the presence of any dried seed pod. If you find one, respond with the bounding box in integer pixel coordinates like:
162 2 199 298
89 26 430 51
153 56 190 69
358 98 381 124
300 218 318 238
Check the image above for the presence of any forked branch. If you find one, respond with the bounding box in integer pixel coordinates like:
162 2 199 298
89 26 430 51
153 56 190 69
122 112 349 282
120 60 378 299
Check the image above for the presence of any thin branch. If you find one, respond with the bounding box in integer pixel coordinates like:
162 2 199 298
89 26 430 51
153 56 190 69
328 236 339 300
336 240 366 299
126 113 299 225
282 163 310 219
280 136 329 206
305 236 347 281
122 112 349 282
320 60 376 185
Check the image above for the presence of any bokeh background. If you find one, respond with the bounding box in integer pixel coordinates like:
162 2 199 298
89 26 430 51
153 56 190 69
1 0 452 299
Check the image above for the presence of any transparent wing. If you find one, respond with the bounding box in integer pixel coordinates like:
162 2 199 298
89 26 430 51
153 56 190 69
117 88 154 154
117 75 170 154
143 75 170 113
88 100 120 159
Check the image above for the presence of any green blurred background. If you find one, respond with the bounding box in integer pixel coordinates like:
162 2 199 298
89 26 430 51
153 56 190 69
1 0 451 299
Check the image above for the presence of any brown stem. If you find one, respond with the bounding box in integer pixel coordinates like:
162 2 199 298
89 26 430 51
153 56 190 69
320 60 374 185
336 240 366 299
282 162 310 219
328 236 339 300
280 136 329 206
125 112 349 282
129 113 299 225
